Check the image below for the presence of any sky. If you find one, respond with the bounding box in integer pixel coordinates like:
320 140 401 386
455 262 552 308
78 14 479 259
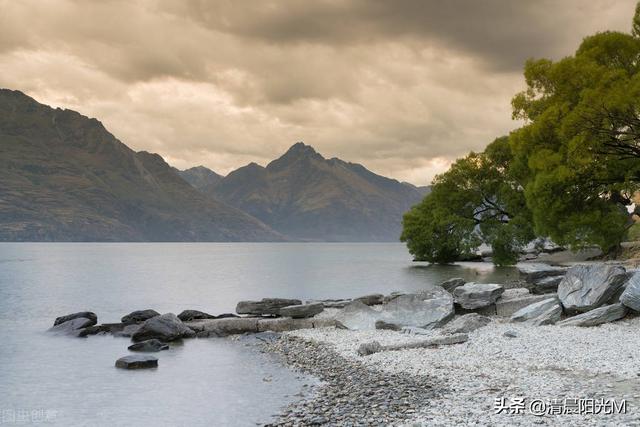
0 0 637 185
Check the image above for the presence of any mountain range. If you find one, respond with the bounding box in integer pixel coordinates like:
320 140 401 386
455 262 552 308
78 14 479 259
0 89 428 241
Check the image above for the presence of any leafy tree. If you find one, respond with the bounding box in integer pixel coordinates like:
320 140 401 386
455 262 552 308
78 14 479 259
401 137 533 265
510 9 640 253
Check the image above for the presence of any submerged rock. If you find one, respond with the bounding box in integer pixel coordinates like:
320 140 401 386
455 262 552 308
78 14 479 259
558 265 628 313
131 313 195 342
510 298 562 325
128 339 169 352
441 314 491 334
620 271 640 312
453 283 504 310
115 355 158 369
177 310 216 322
121 309 160 324
53 312 97 327
113 324 142 338
439 278 466 293
557 303 628 327
48 317 95 336
279 303 324 318
236 298 302 316
77 322 125 337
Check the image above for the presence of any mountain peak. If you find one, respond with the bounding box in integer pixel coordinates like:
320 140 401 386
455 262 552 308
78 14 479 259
267 142 324 170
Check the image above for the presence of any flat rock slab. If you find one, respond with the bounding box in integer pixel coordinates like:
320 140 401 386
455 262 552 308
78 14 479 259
453 283 504 310
495 292 556 317
558 265 628 313
128 339 169 352
236 298 302 316
530 276 563 294
557 303 628 327
353 294 384 306
121 309 160 324
441 314 491 334
131 313 195 342
186 317 259 336
439 278 466 293
511 298 562 325
621 271 640 311
279 303 324 318
54 312 97 327
518 263 567 283
115 355 158 369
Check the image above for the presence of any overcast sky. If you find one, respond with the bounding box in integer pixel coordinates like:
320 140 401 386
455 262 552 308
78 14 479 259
0 0 636 185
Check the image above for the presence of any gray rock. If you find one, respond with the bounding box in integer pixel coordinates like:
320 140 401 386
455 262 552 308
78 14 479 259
357 341 383 356
518 263 567 283
77 322 125 337
54 312 97 327
131 313 196 342
382 292 407 304
128 339 169 352
557 303 628 327
495 289 555 317
236 298 302 316
530 304 563 326
503 330 518 338
121 309 160 324
310 299 352 308
453 283 504 309
48 317 95 336
439 278 466 293
531 276 563 294
113 324 142 338
115 355 158 369
186 317 259 336
257 318 314 333
177 310 215 321
441 314 491 334
279 303 324 318
400 326 432 335
334 301 380 330
510 298 562 324
620 271 640 311
375 320 402 331
558 265 628 313
354 294 384 306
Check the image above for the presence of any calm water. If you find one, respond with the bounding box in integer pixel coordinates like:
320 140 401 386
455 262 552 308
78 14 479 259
0 243 517 426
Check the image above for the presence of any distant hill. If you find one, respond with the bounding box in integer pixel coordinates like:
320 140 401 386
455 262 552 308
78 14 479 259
185 143 428 241
0 89 281 241
177 166 223 191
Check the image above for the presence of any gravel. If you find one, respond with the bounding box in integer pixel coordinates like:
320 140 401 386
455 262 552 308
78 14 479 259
264 316 640 426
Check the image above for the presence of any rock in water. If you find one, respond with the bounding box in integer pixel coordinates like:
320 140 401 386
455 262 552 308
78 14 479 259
453 283 504 310
620 271 640 311
557 265 628 313
48 317 95 336
510 298 562 325
441 314 491 334
353 294 384 306
177 310 215 322
121 309 160 324
53 312 97 327
439 278 466 293
115 355 158 369
131 313 196 342
518 263 567 283
235 298 302 316
557 303 628 327
278 303 324 318
128 339 169 352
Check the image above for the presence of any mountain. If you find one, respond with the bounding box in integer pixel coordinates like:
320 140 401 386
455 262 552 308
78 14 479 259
177 166 223 191
189 142 427 241
0 89 281 241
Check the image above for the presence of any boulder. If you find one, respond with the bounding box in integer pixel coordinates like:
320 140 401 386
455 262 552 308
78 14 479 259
77 322 125 337
557 265 628 313
177 310 216 322
453 283 504 310
375 320 402 331
48 317 95 336
121 309 160 324
495 289 555 317
235 298 302 316
334 301 380 330
131 313 195 342
113 324 142 338
557 303 628 327
115 355 158 369
128 339 169 352
354 294 384 306
620 271 640 311
518 263 567 283
530 276 563 294
186 317 259 336
54 311 97 327
278 303 324 318
441 314 491 334
510 298 562 325
439 278 466 293
382 292 407 304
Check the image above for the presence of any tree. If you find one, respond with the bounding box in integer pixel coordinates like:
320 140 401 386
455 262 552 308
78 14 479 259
401 137 533 265
510 13 640 253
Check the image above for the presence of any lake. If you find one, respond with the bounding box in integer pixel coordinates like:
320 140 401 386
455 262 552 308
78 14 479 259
0 243 517 426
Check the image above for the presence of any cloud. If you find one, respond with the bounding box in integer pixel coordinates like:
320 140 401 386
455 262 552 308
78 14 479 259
0 0 636 184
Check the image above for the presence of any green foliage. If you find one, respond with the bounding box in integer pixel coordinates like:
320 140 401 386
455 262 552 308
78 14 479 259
401 137 533 265
625 222 640 241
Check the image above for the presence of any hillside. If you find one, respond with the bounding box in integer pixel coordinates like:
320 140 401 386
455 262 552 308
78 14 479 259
0 89 281 241
190 143 427 241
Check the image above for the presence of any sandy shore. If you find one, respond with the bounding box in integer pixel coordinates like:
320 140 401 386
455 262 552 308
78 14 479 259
265 317 640 426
